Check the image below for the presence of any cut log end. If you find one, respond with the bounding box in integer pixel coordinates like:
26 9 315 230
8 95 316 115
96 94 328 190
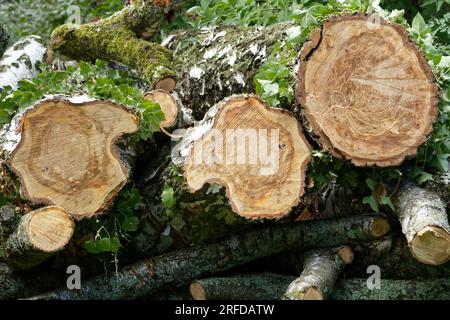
303 287 323 300
298 14 439 166
410 226 450 265
154 76 177 93
184 95 312 219
27 206 74 252
7 97 139 220
370 217 391 238
189 281 207 300
144 90 178 129
336 246 354 264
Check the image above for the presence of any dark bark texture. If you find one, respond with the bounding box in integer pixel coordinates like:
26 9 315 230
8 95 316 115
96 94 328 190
27 215 390 300
165 22 296 120
330 278 450 300
191 273 295 300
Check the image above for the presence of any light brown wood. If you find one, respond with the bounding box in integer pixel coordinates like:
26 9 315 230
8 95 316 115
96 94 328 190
410 226 450 265
27 206 74 252
9 98 139 220
189 282 207 300
154 76 177 93
184 95 312 219
144 90 178 129
298 14 439 166
336 246 354 265
303 287 323 300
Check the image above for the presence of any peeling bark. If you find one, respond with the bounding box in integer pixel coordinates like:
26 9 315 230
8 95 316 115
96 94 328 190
282 247 352 300
330 278 450 300
0 36 46 91
396 180 450 265
165 22 296 120
27 215 390 300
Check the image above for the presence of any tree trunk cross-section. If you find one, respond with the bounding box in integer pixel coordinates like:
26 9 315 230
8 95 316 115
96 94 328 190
182 95 312 219
298 15 439 166
3 97 139 219
3 206 74 270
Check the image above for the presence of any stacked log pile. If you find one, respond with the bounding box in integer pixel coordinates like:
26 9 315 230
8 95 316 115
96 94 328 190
0 1 448 300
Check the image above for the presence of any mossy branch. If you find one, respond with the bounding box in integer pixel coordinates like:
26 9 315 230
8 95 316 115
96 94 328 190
50 1 178 87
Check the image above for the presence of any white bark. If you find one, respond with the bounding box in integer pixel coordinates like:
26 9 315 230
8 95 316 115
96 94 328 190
0 36 46 91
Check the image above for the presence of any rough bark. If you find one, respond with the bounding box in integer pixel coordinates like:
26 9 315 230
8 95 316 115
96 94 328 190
0 96 140 220
348 235 450 279
50 1 178 88
283 247 352 300
396 180 450 265
26 215 390 300
0 23 9 57
297 15 439 166
0 36 46 91
2 206 74 270
330 278 450 300
164 22 296 120
256 235 450 279
0 262 68 300
190 273 295 300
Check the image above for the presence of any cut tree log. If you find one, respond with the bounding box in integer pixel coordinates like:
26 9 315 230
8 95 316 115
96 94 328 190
172 95 312 219
191 274 450 300
164 22 296 120
144 90 193 131
0 96 140 219
1 206 74 270
283 247 353 300
190 273 295 300
0 23 9 57
297 14 439 166
330 278 450 300
252 234 450 279
50 0 180 89
396 180 450 265
139 95 312 246
26 215 390 299
0 36 46 91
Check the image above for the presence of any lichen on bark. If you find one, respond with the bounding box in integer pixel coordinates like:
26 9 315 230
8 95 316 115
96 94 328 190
0 24 9 57
165 22 296 120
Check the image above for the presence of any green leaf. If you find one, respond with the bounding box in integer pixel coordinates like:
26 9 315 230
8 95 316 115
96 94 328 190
122 216 139 233
162 184 177 210
363 195 379 213
412 13 426 34
365 178 377 191
380 195 395 211
83 237 121 254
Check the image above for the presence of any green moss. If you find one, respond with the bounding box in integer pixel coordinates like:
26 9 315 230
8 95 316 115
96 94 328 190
51 5 175 86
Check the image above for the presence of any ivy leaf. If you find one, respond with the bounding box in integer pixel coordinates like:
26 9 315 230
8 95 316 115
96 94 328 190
162 184 176 210
380 195 395 211
84 237 121 254
363 195 379 213
411 169 434 185
122 216 139 233
412 13 426 34
365 178 377 191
